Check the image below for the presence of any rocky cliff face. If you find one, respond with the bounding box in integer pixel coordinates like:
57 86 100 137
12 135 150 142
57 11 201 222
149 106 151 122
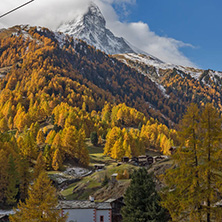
57 2 136 55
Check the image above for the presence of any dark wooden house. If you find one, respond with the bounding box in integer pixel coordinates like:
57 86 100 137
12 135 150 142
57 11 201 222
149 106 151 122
122 157 129 163
147 156 154 165
138 155 148 166
154 156 164 163
94 164 105 171
0 215 9 222
106 197 125 222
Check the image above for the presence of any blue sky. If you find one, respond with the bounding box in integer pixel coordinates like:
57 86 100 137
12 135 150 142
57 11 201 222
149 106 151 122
113 0 222 71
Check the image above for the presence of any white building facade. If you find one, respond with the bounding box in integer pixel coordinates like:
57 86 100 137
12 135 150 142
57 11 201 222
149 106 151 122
58 200 112 222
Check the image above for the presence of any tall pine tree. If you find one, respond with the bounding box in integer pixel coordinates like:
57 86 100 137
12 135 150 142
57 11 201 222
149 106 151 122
121 168 168 222
6 154 19 206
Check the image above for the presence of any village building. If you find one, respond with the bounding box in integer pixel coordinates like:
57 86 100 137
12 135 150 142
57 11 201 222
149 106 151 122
137 155 148 166
94 164 106 171
0 209 14 222
111 173 118 183
147 156 154 165
122 157 129 163
105 197 125 222
0 214 9 222
58 200 112 222
153 156 164 163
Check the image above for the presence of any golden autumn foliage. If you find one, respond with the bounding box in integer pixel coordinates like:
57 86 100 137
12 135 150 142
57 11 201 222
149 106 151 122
2 25 219 211
9 171 67 222
104 118 178 160
162 104 222 221
0 25 197 132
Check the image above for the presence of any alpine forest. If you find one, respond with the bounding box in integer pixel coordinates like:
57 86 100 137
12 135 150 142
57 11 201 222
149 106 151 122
0 24 221 222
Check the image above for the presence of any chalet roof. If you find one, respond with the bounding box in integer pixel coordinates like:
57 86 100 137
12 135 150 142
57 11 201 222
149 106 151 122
0 209 14 215
138 155 147 158
105 197 123 203
58 200 111 210
111 173 118 177
0 214 8 219
105 198 116 203
94 164 105 167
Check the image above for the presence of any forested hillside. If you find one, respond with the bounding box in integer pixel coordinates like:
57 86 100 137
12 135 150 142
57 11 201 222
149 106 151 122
0 25 220 213
0 25 186 127
115 53 222 114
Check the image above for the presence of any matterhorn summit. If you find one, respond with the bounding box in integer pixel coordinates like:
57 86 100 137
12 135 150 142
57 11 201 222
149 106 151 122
57 2 137 55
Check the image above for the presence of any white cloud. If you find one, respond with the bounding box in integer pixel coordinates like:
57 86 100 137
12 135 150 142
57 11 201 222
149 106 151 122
0 0 195 67
0 0 91 29
108 21 195 66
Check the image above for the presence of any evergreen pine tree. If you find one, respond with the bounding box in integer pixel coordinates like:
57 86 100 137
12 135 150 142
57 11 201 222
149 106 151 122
18 157 31 202
90 131 98 146
0 149 8 206
121 168 168 222
6 154 19 206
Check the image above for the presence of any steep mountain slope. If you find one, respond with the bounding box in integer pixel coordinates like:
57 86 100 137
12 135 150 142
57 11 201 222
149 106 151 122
0 25 187 127
1 25 222 129
114 53 222 111
114 53 222 84
57 2 139 55
56 1 222 115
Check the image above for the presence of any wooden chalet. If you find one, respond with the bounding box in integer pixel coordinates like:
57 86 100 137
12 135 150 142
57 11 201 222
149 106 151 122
138 155 148 166
122 157 129 163
0 215 9 222
94 164 105 171
105 197 125 222
154 156 165 163
147 156 154 165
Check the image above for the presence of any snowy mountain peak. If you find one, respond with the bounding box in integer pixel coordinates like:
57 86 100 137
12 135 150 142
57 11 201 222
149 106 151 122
87 2 106 26
57 2 136 54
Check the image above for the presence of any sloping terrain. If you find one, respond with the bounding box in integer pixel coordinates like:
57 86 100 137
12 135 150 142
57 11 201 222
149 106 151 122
0 25 187 126
114 53 222 113
57 2 137 55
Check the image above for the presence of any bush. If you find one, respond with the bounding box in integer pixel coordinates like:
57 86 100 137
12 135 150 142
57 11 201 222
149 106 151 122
90 131 98 146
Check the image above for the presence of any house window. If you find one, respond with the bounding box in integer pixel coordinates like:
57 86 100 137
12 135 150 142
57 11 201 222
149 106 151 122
100 215 104 222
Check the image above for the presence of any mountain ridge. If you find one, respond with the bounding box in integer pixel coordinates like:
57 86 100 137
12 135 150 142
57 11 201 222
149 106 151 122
57 2 140 55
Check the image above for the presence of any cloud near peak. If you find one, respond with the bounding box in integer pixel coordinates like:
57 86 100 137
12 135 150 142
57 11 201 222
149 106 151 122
111 21 195 66
0 0 195 67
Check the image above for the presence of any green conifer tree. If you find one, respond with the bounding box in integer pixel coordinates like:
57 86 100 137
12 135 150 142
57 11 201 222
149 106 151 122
121 168 168 222
90 131 98 146
0 150 8 206
6 154 19 206
18 157 31 202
